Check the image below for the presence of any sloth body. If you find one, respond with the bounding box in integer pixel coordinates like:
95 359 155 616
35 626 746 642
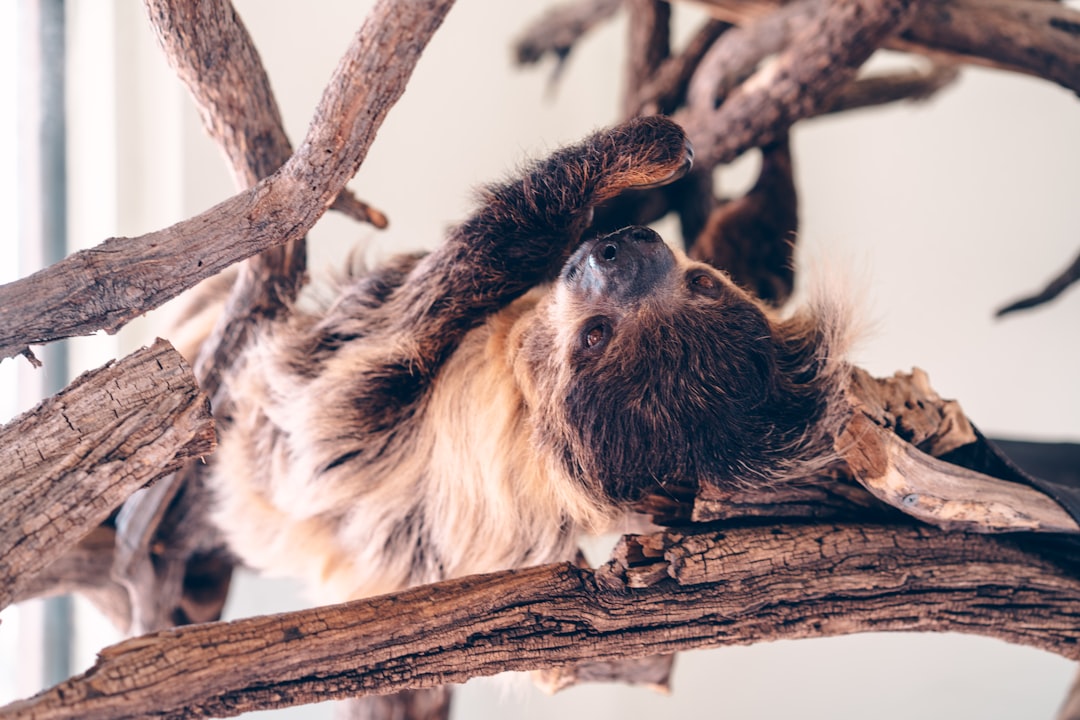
209 117 849 603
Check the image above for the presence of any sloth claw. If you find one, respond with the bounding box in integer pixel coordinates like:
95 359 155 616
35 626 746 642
633 138 694 191
600 116 694 195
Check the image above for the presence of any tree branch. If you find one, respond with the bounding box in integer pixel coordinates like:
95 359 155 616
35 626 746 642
514 0 622 68
678 0 922 168
10 526 133 633
622 0 670 118
0 0 455 363
996 247 1080 317
822 62 960 115
693 0 1080 95
0 339 214 612
837 367 1080 534
4 522 1079 720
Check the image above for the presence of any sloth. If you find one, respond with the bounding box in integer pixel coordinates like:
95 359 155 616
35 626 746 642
205 116 851 603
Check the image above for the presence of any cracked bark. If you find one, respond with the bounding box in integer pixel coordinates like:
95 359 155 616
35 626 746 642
0 339 214 612
4 522 1079 720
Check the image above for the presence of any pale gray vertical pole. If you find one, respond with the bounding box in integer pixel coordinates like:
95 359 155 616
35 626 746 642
17 0 74 688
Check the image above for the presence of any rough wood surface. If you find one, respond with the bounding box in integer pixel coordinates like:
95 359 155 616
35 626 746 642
143 0 387 228
0 0 454 363
678 0 921 167
695 0 1080 94
839 368 1080 533
0 339 214 611
5 523 1079 720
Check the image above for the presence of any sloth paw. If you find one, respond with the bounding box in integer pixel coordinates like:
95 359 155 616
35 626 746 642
596 116 694 199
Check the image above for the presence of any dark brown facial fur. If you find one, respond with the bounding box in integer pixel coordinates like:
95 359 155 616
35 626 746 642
524 226 843 504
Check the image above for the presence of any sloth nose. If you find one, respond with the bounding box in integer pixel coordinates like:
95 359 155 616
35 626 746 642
594 226 662 261
584 226 674 301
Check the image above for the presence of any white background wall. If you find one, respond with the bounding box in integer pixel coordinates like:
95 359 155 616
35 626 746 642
13 0 1080 717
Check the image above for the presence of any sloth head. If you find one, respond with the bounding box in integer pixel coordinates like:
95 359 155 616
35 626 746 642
519 226 845 505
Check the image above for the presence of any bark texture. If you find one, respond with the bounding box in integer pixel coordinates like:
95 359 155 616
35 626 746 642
0 339 213 612
4 523 1079 720
0 0 453 362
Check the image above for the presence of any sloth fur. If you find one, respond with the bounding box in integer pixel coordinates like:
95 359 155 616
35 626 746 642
202 116 852 602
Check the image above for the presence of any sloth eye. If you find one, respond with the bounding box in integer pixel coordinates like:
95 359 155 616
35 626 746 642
688 270 721 297
580 320 611 353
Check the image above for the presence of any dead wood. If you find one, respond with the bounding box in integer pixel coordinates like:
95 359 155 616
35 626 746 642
11 526 132 633
628 18 732 117
895 0 1080 95
514 0 622 71
4 522 1080 720
0 339 214 612
823 63 961 115
677 0 921 168
623 0 671 118
0 0 454 364
694 0 1080 94
839 368 1080 534
684 0 825 115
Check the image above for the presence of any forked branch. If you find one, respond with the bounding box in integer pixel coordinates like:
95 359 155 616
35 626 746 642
0 0 455 363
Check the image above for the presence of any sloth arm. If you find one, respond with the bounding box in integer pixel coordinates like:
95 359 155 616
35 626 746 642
381 116 689 377
303 116 690 436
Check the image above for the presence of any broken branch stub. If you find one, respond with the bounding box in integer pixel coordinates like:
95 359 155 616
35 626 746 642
838 367 1080 534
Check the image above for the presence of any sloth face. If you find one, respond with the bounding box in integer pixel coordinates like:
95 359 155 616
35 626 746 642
524 226 822 503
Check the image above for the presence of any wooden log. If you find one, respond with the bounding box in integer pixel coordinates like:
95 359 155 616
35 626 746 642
4 522 1079 719
0 339 214 611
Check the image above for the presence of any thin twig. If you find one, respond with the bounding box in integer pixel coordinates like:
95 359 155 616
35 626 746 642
996 248 1080 317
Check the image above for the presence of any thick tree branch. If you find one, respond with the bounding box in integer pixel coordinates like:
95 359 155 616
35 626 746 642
694 0 1080 95
895 0 1080 96
684 0 823 114
622 0 671 117
0 339 214 612
0 0 455 363
678 0 921 168
4 522 1079 720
